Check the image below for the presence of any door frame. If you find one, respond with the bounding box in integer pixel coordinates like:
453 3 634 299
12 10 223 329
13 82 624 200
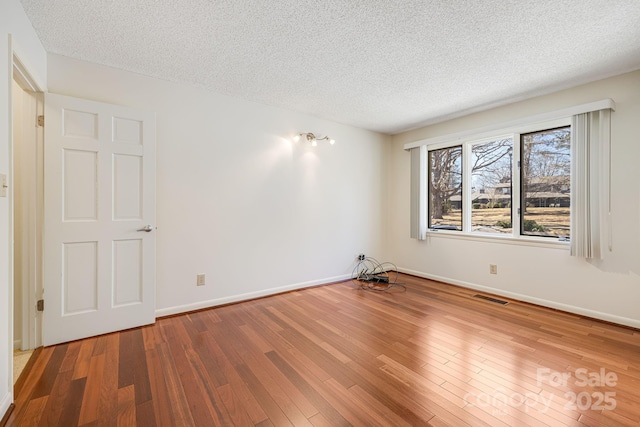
10 47 45 357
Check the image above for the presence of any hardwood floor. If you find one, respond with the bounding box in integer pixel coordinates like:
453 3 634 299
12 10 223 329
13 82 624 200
6 274 640 426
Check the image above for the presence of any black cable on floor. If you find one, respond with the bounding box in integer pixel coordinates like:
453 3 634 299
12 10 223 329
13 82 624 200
351 257 406 292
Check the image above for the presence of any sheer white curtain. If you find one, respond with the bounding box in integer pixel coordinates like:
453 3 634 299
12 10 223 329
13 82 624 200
570 109 611 259
410 146 427 240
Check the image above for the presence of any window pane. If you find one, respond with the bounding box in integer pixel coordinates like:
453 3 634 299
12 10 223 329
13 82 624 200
428 146 462 230
521 127 571 238
471 138 513 233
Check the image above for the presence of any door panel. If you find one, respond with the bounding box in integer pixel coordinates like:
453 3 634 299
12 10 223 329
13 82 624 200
63 242 98 314
43 93 156 346
113 154 142 220
63 149 98 220
113 238 143 306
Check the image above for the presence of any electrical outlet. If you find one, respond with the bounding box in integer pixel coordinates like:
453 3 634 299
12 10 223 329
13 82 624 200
489 264 498 275
196 274 206 286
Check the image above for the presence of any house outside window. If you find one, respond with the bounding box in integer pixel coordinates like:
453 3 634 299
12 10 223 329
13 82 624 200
521 127 571 238
425 121 571 240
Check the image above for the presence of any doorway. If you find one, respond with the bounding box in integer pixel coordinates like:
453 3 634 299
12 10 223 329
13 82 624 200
11 55 44 383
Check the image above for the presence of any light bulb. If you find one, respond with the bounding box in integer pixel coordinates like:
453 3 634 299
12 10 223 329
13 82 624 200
292 134 300 142
329 138 335 145
311 139 317 147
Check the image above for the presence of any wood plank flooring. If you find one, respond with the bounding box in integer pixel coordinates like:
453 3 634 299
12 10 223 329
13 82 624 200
6 274 640 426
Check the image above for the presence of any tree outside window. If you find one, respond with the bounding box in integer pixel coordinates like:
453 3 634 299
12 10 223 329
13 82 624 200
428 146 462 230
521 127 571 237
425 126 571 239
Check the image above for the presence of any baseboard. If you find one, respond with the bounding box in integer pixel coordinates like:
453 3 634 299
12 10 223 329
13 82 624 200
399 267 640 330
156 273 351 318
0 393 13 427
13 340 21 350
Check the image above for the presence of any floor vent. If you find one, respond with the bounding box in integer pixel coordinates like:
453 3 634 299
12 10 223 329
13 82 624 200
473 294 509 305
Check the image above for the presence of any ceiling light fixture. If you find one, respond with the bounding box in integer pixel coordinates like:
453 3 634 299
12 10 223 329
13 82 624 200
293 132 335 146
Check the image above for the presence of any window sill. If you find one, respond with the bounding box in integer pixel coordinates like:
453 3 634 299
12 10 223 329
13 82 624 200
425 229 570 250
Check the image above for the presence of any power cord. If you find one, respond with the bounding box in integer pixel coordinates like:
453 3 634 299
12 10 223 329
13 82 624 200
352 257 405 292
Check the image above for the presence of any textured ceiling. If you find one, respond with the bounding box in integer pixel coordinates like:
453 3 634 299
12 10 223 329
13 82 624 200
20 0 640 134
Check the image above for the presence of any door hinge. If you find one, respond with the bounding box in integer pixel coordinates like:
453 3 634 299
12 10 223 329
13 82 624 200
517 160 521 168
37 299 44 312
37 115 44 127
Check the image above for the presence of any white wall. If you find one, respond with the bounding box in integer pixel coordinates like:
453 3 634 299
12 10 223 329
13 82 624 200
47 54 389 315
12 81 23 351
388 70 640 328
0 0 47 417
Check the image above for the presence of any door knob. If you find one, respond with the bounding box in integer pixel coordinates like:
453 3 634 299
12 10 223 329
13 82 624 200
137 225 154 232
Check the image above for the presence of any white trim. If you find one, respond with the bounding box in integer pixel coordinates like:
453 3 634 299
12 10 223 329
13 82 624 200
7 35 16 411
399 267 640 330
424 229 570 249
9 36 46 93
12 56 40 92
0 391 13 422
403 99 616 151
155 273 351 318
11 48 45 354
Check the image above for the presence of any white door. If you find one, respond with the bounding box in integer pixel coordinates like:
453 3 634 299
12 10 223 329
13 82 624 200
43 93 156 346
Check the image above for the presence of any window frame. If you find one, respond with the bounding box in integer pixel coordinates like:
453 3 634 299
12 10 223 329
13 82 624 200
519 125 572 239
427 144 463 231
422 117 571 245
466 134 514 235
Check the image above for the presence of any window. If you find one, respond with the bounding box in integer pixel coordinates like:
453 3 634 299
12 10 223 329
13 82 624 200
471 138 513 233
521 127 571 238
424 124 571 240
408 99 614 255
428 146 462 230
